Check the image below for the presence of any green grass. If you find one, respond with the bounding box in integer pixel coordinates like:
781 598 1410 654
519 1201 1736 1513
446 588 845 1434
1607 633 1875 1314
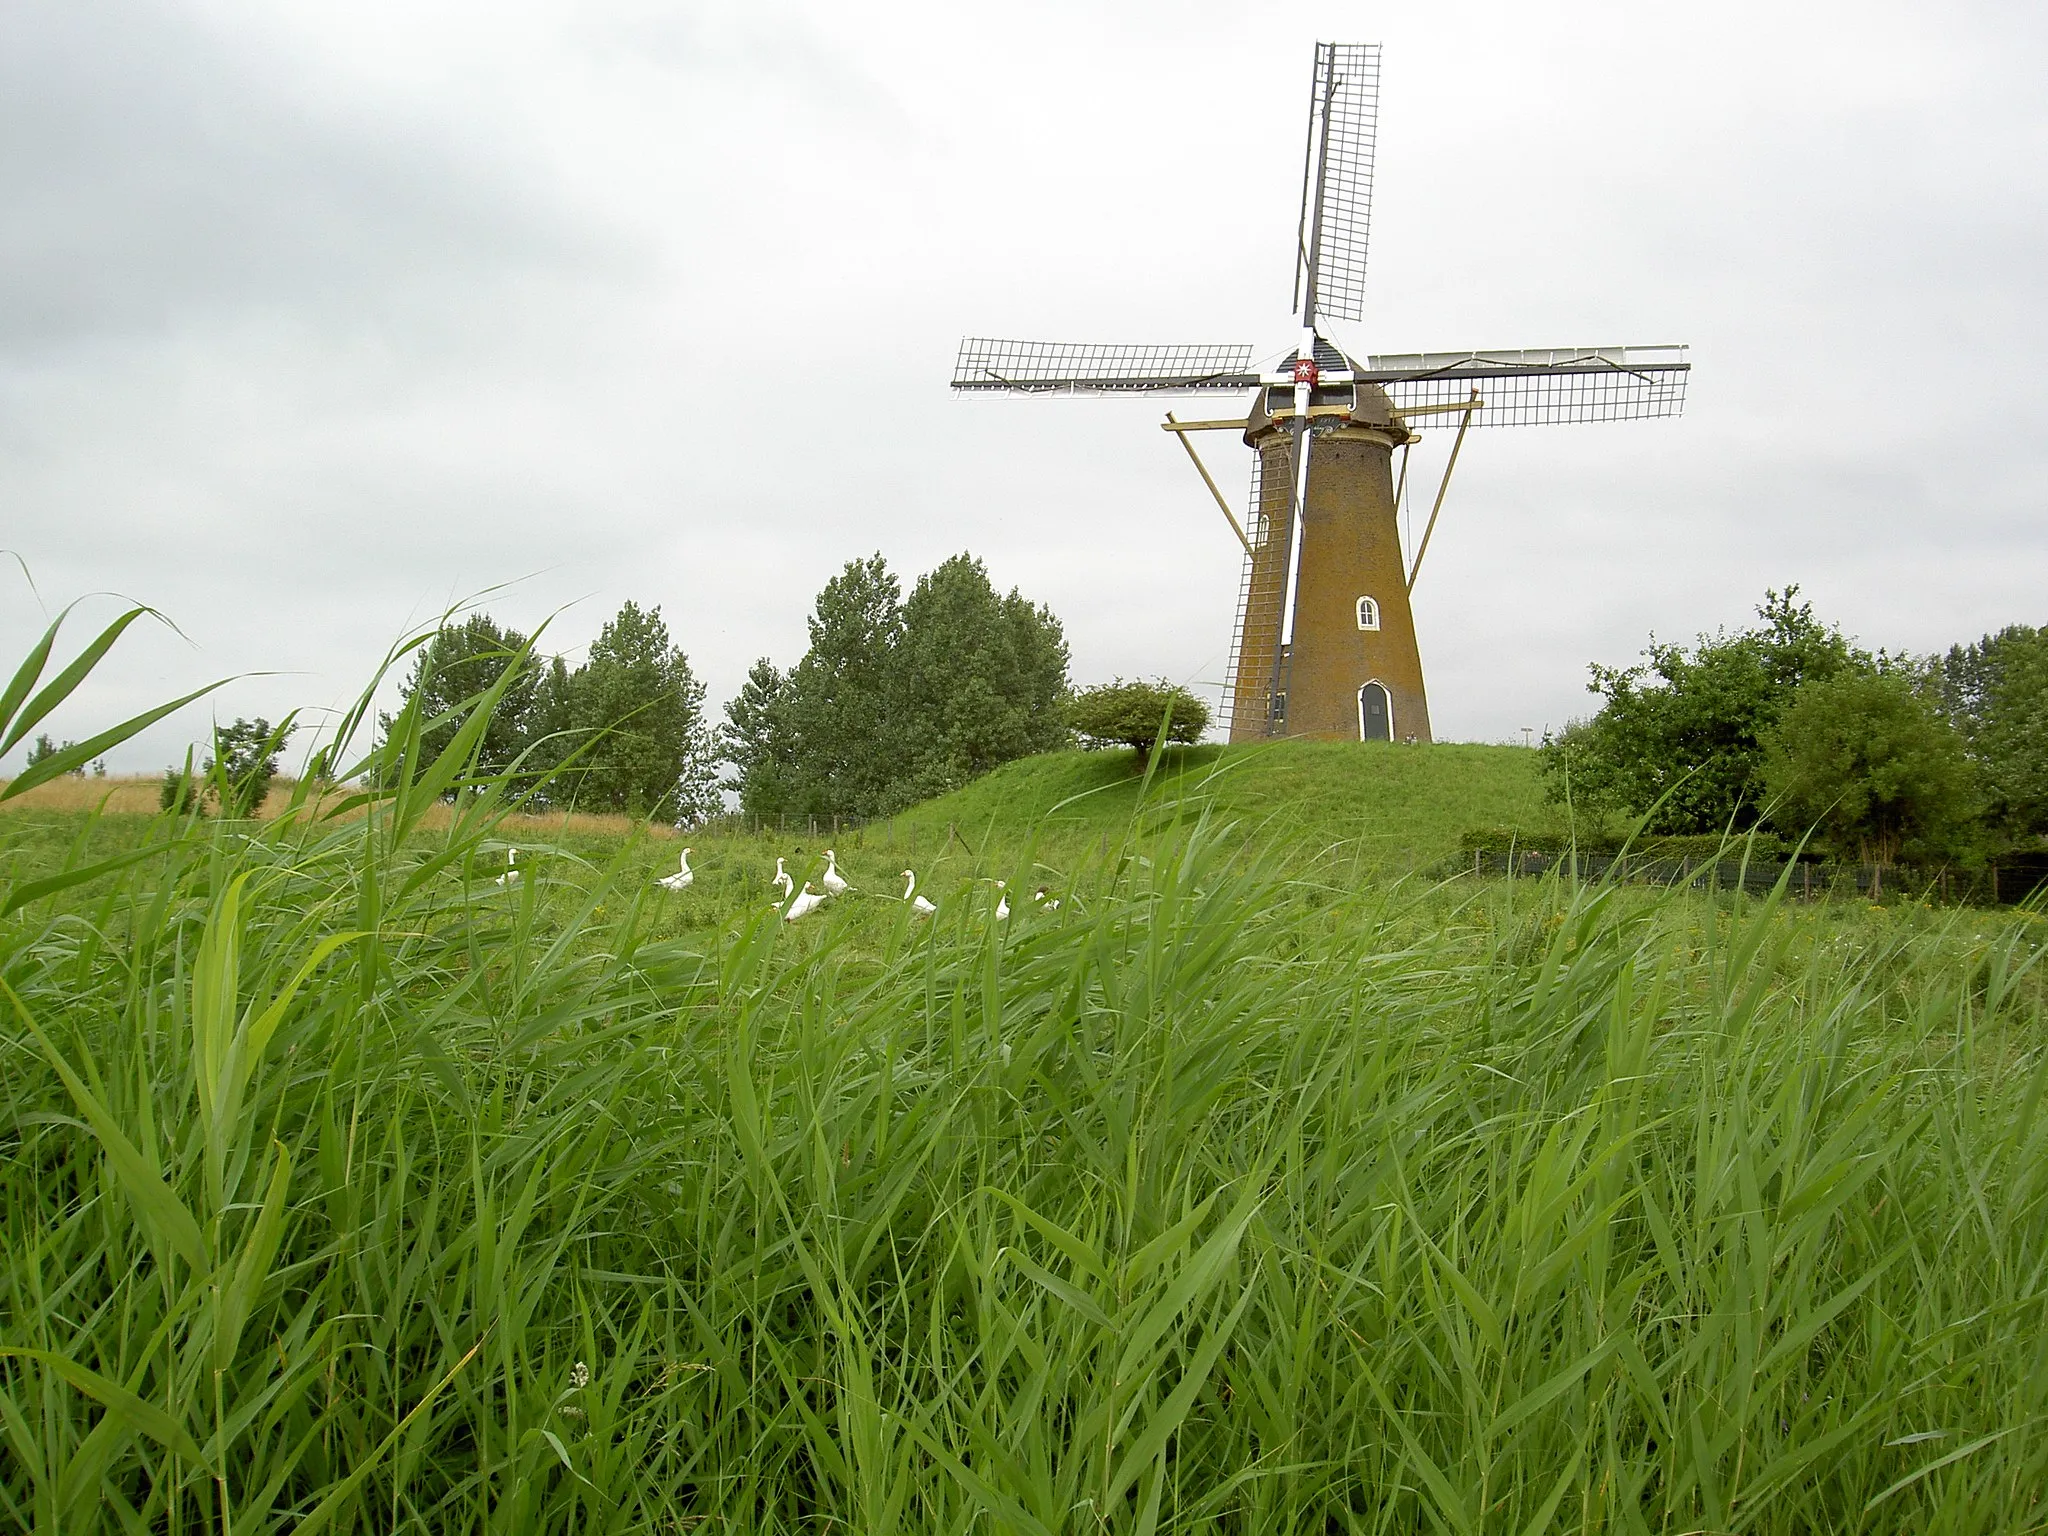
889 738 1557 870
5 624 2048 1532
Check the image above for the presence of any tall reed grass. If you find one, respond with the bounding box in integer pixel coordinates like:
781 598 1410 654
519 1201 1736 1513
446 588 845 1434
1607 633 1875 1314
3 605 2047 1532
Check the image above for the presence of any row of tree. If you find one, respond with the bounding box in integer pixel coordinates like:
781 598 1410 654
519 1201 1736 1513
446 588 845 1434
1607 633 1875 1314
721 553 1071 819
376 553 1201 823
1546 588 2048 864
387 601 717 820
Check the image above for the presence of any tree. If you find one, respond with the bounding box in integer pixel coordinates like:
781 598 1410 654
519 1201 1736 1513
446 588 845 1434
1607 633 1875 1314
891 554 1070 803
725 552 1077 819
381 615 543 790
1761 667 1981 865
567 601 718 821
207 718 292 819
1544 588 1861 832
1068 679 1209 771
778 555 907 818
1934 624 2048 845
25 734 84 778
721 658 797 819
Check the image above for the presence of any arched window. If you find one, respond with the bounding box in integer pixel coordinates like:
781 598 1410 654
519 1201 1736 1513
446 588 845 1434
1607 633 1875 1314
1356 595 1381 632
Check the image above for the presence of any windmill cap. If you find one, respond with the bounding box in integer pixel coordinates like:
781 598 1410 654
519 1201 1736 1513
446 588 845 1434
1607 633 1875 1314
1244 351 1408 443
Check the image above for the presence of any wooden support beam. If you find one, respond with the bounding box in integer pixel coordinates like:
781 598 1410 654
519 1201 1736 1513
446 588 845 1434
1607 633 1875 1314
1158 418 1246 433
1405 391 1481 593
1166 411 1253 556
1398 398 1487 418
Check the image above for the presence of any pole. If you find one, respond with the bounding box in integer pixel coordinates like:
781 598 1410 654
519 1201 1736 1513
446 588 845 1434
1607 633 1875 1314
1406 390 1480 592
1270 43 1341 732
1166 413 1253 554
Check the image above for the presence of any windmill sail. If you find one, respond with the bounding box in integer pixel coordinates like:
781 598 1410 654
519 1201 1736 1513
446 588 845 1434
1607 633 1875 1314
1367 346 1691 426
953 339 1258 395
1294 43 1381 325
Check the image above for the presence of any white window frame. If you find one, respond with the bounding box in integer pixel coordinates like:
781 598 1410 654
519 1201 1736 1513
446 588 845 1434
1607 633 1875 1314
1356 595 1381 632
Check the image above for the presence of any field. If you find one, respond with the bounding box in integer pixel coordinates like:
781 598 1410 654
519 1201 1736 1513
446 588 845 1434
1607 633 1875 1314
5 733 2048 1532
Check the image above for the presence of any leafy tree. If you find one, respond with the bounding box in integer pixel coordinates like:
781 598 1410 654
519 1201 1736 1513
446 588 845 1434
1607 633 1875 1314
207 717 291 819
1544 588 1861 832
519 654 579 790
721 658 797 819
1934 624 2048 844
381 615 543 790
568 601 718 821
892 554 1070 803
778 555 907 818
1068 679 1209 771
726 553 1076 818
1761 667 1981 865
25 734 84 778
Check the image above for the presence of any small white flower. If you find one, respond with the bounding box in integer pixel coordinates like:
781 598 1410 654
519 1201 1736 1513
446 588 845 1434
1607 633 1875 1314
570 1361 590 1390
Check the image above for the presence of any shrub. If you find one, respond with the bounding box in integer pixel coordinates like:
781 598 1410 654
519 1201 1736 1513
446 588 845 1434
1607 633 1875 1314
158 766 206 817
1068 679 1209 771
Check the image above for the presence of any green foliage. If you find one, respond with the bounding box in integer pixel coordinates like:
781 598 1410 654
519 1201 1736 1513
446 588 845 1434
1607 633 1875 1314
566 601 717 821
1068 678 1209 770
204 717 291 819
1545 588 1861 832
729 552 1071 820
719 658 796 820
381 614 543 789
382 606 717 822
158 766 205 817
776 554 906 818
892 554 1071 801
1935 623 2048 845
1761 667 1982 864
24 734 83 778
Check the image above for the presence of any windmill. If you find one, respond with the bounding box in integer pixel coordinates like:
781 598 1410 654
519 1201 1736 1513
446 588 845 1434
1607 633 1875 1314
951 42 1689 743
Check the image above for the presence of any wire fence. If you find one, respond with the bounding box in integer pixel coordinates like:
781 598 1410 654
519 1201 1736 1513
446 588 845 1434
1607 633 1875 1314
1472 849 2048 907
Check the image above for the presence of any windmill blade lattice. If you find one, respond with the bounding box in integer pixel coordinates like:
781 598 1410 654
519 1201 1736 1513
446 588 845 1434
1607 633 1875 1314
953 339 1259 395
1295 43 1381 324
1367 346 1690 426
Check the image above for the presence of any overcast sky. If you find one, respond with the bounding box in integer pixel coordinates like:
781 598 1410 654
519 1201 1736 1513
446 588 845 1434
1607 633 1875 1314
4 0 2044 772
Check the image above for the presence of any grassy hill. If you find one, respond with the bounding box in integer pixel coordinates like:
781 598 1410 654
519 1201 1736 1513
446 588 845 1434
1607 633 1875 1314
888 739 1556 871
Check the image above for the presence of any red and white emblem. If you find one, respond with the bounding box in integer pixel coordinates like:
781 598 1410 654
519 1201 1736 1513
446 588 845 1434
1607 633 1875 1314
1292 356 1319 386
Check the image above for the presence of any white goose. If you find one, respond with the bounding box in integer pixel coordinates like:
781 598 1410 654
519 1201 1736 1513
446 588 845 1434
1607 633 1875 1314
784 882 828 922
770 857 793 902
901 870 937 915
657 847 694 892
493 848 521 887
1033 885 1060 912
992 880 1009 922
821 848 850 896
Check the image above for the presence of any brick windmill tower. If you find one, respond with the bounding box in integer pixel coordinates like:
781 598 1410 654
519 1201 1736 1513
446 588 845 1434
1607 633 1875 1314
953 42 1690 742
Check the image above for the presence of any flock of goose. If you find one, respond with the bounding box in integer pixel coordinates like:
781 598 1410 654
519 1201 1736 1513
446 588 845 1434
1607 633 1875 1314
488 844 1057 925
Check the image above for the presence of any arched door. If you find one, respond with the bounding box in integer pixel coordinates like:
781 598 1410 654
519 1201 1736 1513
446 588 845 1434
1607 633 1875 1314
1358 681 1393 742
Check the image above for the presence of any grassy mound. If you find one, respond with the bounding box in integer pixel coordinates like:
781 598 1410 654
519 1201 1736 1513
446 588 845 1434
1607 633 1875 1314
892 738 1555 870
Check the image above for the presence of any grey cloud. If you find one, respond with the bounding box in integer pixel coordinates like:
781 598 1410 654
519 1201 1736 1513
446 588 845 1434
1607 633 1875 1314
0 0 591 356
